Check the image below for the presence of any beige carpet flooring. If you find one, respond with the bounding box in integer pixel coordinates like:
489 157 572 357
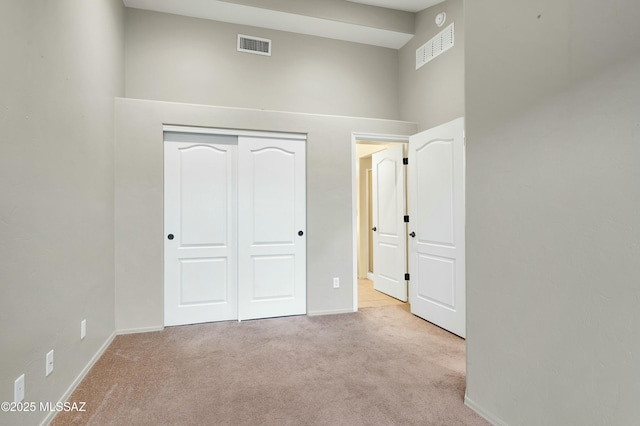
52 306 487 425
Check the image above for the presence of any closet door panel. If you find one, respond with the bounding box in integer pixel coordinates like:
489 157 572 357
164 133 238 326
238 137 306 320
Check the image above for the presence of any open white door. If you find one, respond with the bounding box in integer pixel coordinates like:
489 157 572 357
372 144 407 302
238 137 306 320
408 117 465 337
164 133 238 326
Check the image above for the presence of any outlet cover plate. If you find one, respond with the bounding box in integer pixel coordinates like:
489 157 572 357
14 374 25 403
46 350 54 376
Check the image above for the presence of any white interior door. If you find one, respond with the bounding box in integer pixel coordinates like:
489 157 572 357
372 144 407 302
408 117 465 337
238 137 306 321
164 133 238 326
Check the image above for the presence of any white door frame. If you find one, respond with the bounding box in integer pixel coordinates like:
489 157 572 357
351 132 410 312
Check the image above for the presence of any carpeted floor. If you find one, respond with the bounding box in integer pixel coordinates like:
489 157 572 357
52 306 488 425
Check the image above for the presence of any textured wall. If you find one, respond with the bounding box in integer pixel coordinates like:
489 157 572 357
399 0 464 131
114 99 416 331
465 0 640 424
0 1 124 425
125 8 401 120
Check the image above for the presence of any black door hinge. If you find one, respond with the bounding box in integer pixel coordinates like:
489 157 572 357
404 215 409 223
403 158 408 165
405 273 410 281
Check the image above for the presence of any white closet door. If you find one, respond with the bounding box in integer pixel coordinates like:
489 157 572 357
237 137 306 321
164 133 238 326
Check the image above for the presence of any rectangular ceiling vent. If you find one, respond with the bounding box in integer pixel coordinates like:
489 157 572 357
416 22 454 70
237 34 271 56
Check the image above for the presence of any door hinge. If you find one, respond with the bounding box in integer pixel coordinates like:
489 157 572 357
404 215 409 223
405 273 410 281
403 158 408 165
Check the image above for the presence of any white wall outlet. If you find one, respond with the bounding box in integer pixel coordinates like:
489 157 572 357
81 319 87 340
333 277 340 289
14 374 25 403
46 350 54 377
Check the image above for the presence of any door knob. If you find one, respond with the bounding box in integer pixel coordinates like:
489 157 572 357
409 232 416 238
167 234 174 240
298 230 304 236
372 227 377 231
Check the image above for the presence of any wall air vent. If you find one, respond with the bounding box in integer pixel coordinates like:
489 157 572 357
237 34 271 56
416 22 454 70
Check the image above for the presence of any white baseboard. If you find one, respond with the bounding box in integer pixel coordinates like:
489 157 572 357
307 308 354 316
41 331 117 426
366 272 374 281
116 325 164 335
464 392 508 426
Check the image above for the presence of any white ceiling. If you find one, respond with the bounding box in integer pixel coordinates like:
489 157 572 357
346 0 445 13
123 0 442 49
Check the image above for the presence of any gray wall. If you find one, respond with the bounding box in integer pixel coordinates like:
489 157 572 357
114 99 416 331
125 8 401 120
465 0 640 424
219 0 414 35
0 1 124 425
399 0 464 131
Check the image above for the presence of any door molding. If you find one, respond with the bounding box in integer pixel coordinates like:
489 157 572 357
163 125 306 141
351 132 410 312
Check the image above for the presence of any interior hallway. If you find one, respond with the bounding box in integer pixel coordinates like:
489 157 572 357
358 279 407 309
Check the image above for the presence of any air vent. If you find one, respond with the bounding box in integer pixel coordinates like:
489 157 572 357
237 34 271 56
416 22 454 70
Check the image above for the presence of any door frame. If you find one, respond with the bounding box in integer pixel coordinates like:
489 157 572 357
163 125 304 141
351 132 410 312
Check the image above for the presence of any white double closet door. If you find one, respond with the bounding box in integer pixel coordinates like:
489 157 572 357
164 130 306 326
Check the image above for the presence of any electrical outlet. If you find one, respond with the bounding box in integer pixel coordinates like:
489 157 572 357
81 319 86 340
46 350 54 377
14 374 25 403
333 277 340 289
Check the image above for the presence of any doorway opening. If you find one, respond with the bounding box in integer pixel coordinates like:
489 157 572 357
352 118 467 338
351 133 410 312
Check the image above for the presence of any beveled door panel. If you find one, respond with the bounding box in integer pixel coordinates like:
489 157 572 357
164 134 238 326
238 137 306 320
409 118 466 337
372 144 407 302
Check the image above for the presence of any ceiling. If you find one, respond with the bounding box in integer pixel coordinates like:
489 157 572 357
123 0 447 49
346 0 445 13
